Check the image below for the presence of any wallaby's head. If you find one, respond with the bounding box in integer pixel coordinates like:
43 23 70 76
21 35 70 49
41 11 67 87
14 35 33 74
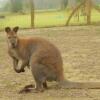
5 26 19 48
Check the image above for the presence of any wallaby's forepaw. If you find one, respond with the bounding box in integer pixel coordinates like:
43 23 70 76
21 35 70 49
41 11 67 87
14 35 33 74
15 68 25 73
21 69 25 72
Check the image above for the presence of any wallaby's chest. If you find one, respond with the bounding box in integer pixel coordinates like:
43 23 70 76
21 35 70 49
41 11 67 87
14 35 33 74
8 49 20 59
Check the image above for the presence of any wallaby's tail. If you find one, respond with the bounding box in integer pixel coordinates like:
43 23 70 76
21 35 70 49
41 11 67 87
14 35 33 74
59 80 100 89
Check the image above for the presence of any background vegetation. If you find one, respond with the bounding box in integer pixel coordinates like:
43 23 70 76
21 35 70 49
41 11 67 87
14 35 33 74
0 0 100 29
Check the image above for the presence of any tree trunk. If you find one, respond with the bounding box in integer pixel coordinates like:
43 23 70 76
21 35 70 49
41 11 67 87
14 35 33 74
30 0 34 28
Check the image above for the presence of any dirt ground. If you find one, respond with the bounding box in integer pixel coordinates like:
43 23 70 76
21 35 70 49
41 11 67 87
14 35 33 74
0 26 100 100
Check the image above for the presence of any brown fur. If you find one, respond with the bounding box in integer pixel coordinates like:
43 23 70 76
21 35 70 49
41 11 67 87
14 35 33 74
5 27 100 93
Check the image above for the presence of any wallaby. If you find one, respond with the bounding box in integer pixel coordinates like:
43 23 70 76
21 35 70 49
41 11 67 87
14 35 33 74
5 26 100 93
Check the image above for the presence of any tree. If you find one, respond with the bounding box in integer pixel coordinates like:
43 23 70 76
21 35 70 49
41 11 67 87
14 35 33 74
66 0 96 25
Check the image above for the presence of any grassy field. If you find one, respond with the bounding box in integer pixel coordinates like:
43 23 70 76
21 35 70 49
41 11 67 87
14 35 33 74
0 9 100 30
0 26 100 100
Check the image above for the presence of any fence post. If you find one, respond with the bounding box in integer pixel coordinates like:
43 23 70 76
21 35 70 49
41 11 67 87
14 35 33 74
30 0 34 28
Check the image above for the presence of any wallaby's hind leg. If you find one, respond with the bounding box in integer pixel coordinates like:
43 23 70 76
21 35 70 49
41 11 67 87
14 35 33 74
35 81 44 92
24 84 35 89
19 82 48 94
31 63 47 92
43 81 48 89
19 84 35 94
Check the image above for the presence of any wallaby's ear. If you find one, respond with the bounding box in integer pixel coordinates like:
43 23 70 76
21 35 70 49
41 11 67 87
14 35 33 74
5 27 11 33
13 26 19 33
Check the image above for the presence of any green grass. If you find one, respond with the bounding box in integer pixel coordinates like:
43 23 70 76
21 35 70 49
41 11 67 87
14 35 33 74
0 9 100 30
0 14 31 29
